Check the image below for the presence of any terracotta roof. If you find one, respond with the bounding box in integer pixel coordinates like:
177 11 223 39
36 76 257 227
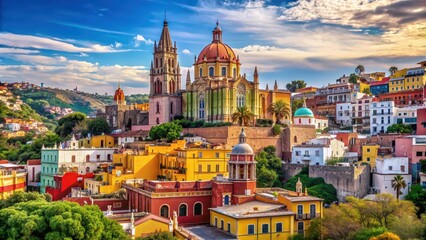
27 159 41 165
370 77 390 86
134 213 170 226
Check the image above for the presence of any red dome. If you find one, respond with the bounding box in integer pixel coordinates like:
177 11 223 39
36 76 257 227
196 42 237 64
114 87 125 102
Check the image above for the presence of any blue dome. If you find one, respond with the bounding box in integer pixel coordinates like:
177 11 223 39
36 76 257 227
294 107 314 117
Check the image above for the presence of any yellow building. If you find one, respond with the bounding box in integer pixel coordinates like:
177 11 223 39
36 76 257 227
79 134 115 148
389 68 407 92
359 80 370 94
209 184 323 239
362 144 380 167
1 130 26 139
0 165 27 199
404 67 426 91
87 140 186 194
159 147 231 181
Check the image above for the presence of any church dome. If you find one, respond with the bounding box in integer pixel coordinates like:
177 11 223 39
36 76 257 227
231 128 254 155
294 107 314 118
196 22 238 64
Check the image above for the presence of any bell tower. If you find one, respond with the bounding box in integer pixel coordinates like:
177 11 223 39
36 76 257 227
149 18 182 125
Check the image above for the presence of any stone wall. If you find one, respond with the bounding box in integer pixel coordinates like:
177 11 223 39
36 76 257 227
282 163 305 182
282 125 316 160
309 164 371 202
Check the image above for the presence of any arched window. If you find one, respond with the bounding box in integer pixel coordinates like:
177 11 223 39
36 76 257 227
199 68 203 77
168 58 171 67
155 58 158 68
156 102 160 114
156 117 160 125
194 202 202 216
209 67 214 77
179 204 187 216
170 102 174 114
233 68 236 78
172 59 175 67
86 167 90 173
298 118 301 124
160 205 169 218
294 136 298 143
160 58 163 67
224 195 230 205
107 154 111 161
199 95 205 119
236 83 246 107
221 67 226 76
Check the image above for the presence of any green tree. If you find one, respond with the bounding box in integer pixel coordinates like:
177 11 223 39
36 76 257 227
391 175 407 201
405 184 426 216
386 124 413 134
285 80 307 92
137 231 176 240
389 66 398 76
0 192 128 240
55 112 87 138
149 122 182 142
267 100 291 124
352 227 386 240
87 118 111 135
349 73 359 84
257 166 277 187
231 106 254 126
355 65 365 76
271 124 281 136
255 146 283 188
0 191 51 209
363 88 371 95
291 99 304 116
370 232 400 240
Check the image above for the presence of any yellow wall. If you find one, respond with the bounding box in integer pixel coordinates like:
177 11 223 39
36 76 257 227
0 171 26 200
389 69 408 92
359 81 370 94
135 218 170 238
160 148 231 181
80 135 114 148
210 211 293 240
362 145 379 167
404 75 426 91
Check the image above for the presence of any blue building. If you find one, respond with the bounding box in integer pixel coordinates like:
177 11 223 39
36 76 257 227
370 77 389 96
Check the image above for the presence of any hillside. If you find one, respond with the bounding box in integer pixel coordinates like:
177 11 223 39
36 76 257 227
12 88 149 116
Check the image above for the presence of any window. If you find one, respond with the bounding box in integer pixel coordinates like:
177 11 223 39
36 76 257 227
209 67 214 77
207 165 211 172
198 152 203 158
170 102 174 114
214 217 218 227
178 204 187 216
310 204 316 218
216 164 220 172
220 220 224 230
248 225 255 234
224 195 230 205
215 152 219 158
227 223 231 233
295 151 301 156
401 165 405 172
367 148 370 152
198 164 202 172
236 83 246 107
194 202 202 216
160 205 169 218
297 205 303 215
298 222 304 235
294 136 298 143
156 101 160 114
199 96 205 119
262 224 269 233
233 68 236 78
367 157 370 162
417 152 423 157
71 155 76 163
276 223 283 232
86 155 90 162
221 67 226 76
388 166 393 171
199 67 202 77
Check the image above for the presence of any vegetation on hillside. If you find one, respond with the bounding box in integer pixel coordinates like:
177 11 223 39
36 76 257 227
256 146 284 188
387 123 413 134
149 122 182 142
0 192 128 240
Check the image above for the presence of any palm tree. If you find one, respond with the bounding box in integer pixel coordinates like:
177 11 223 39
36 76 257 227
391 175 407 201
389 66 398 76
231 106 254 126
355 65 365 76
267 100 291 124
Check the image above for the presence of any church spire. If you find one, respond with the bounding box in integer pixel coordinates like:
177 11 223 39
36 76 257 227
159 17 172 51
212 20 223 43
274 80 278 91
253 66 258 83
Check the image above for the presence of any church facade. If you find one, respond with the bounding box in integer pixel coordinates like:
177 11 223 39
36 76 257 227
149 20 291 125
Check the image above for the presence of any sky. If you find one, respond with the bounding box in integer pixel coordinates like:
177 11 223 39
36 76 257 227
0 0 425 95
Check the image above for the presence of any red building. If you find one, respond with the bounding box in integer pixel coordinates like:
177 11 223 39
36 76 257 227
46 172 94 201
124 128 257 225
378 89 423 106
417 108 426 135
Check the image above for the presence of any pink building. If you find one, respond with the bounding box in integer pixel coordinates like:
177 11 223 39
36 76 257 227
417 108 426 135
395 135 426 181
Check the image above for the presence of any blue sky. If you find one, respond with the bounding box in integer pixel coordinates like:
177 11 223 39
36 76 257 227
0 0 425 94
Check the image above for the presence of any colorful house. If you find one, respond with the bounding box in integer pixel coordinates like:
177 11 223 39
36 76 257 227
0 162 26 199
370 77 389 96
404 67 425 91
362 144 380 167
389 68 407 92
78 134 115 148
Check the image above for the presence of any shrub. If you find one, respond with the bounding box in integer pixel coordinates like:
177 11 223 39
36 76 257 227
272 124 281 135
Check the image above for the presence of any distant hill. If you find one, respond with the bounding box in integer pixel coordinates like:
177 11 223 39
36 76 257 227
12 88 149 116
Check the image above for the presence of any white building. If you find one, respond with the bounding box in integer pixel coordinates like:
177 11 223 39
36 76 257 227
395 105 422 130
40 136 117 193
6 123 20 131
352 95 372 133
25 159 41 190
373 156 411 198
291 138 345 165
336 103 352 127
370 100 397 135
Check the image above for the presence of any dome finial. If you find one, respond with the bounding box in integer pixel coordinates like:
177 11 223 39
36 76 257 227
239 128 246 144
216 19 219 27
303 98 306 108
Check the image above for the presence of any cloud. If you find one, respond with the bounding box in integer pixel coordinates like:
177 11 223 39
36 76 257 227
0 48 40 54
52 21 132 36
181 49 192 55
133 35 154 47
0 33 127 53
114 42 123 48
0 55 150 94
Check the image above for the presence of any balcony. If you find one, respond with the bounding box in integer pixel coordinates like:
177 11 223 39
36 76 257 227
295 213 321 220
372 112 393 116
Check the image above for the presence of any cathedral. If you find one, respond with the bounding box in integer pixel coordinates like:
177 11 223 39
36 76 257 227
105 19 291 130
